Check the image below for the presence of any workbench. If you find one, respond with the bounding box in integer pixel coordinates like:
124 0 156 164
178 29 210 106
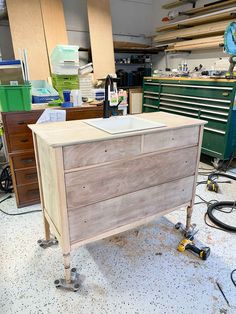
143 77 236 164
29 112 205 290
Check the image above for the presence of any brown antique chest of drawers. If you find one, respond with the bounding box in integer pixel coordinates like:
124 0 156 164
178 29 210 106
2 106 103 207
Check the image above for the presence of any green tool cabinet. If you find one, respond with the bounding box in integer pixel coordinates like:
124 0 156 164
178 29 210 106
142 77 236 161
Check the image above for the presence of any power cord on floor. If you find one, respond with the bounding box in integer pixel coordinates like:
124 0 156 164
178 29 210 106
231 269 236 287
0 195 42 216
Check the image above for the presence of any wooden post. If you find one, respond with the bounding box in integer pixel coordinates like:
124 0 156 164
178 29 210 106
63 253 71 284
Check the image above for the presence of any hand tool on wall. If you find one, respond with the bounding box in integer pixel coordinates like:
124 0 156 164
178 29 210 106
175 222 211 260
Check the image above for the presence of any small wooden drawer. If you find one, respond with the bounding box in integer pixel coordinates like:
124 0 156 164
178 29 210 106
5 112 42 135
15 168 38 185
9 133 33 152
11 153 36 169
143 126 199 153
17 183 40 206
63 135 142 170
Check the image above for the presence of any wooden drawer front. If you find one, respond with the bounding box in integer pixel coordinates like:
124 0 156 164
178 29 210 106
17 183 40 206
63 136 142 170
15 168 38 185
9 133 33 152
143 126 199 153
5 112 42 135
11 153 36 169
65 146 198 209
66 108 103 121
68 175 194 243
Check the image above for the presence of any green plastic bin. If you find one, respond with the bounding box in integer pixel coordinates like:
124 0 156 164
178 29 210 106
0 84 31 112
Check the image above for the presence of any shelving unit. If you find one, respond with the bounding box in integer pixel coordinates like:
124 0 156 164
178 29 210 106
156 7 236 32
162 0 197 10
183 0 236 16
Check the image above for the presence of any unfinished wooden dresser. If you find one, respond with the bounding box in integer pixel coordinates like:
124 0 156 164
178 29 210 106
29 112 205 290
2 106 103 207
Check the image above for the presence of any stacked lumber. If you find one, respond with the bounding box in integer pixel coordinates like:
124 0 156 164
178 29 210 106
166 36 224 52
155 2 236 52
154 19 234 43
156 7 236 32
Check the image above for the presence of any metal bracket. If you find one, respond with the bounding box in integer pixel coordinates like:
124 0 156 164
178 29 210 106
37 237 58 249
175 222 197 237
54 268 80 292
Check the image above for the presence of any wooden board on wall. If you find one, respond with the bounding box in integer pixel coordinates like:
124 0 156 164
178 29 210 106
87 0 115 79
40 0 68 62
6 0 50 80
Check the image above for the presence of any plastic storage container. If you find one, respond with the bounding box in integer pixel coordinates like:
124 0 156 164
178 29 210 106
52 74 79 99
31 80 59 103
0 84 31 112
51 45 79 75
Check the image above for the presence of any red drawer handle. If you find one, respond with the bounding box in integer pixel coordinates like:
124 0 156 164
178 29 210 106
21 158 34 164
17 121 26 125
21 139 29 143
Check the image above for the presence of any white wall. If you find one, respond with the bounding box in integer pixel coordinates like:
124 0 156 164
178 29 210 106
151 0 233 71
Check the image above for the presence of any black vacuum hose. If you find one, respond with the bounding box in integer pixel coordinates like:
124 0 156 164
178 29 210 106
207 201 236 232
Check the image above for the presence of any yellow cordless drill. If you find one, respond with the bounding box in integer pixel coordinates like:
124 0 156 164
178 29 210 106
175 223 210 260
177 234 210 260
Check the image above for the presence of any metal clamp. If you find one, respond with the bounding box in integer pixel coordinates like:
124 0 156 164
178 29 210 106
54 268 80 292
175 222 197 237
37 237 58 249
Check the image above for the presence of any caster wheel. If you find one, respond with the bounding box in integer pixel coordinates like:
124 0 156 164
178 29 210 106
37 239 42 244
54 279 61 288
175 222 181 230
73 283 79 292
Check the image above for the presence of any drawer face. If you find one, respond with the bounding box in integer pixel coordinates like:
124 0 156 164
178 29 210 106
11 153 36 169
66 108 103 120
65 146 198 209
17 183 40 206
143 80 160 92
63 135 142 170
9 133 33 152
68 175 195 243
15 167 38 185
143 126 199 153
5 112 42 135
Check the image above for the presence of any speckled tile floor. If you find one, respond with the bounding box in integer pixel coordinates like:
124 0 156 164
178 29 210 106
0 162 236 314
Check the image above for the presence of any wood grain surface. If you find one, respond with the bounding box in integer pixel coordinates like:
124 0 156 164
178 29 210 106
68 176 195 243
65 146 198 209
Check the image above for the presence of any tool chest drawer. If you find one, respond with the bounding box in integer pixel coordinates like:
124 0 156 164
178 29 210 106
15 167 38 185
143 78 236 160
11 152 36 170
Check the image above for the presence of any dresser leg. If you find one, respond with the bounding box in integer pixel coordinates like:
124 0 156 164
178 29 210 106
54 253 80 292
63 252 71 284
186 205 193 231
44 216 50 241
37 215 58 248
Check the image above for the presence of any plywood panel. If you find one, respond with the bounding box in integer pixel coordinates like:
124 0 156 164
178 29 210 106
87 0 115 79
40 0 68 59
6 0 50 80
63 135 141 170
68 176 195 243
65 146 198 209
